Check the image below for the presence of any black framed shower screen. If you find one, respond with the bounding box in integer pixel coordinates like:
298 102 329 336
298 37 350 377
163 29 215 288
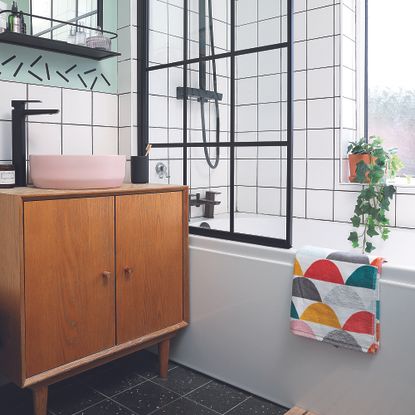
138 0 294 249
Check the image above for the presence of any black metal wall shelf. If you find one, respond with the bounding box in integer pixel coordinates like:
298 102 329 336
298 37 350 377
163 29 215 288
0 32 121 61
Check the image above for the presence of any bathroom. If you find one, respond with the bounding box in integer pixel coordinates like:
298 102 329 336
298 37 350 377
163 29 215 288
0 0 414 414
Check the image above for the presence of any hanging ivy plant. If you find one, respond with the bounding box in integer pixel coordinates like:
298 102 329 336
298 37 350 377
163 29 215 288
347 136 404 254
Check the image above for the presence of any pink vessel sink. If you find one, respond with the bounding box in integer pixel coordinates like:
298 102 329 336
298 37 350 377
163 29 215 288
30 155 126 189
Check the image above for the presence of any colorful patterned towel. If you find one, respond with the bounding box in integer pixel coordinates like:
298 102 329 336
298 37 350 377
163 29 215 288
290 246 383 354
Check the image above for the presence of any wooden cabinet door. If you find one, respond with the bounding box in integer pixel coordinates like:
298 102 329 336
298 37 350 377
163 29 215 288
116 192 183 344
24 197 115 376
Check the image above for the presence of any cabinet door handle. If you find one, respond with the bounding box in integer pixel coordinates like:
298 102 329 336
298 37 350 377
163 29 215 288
124 267 134 277
102 271 111 280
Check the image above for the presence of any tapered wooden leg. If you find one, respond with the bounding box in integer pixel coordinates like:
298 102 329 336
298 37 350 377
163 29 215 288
158 338 170 379
32 384 48 415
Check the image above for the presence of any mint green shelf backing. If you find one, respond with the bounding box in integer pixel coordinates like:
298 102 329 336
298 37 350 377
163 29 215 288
0 0 118 94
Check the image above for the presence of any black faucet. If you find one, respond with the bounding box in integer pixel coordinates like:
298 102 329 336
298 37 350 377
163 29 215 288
12 100 60 186
189 191 221 219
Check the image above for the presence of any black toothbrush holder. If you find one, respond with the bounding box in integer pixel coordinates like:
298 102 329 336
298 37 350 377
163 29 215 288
131 155 149 184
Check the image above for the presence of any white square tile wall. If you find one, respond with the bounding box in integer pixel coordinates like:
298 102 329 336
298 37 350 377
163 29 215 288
0 80 120 163
62 89 92 125
0 0 396 233
28 124 61 156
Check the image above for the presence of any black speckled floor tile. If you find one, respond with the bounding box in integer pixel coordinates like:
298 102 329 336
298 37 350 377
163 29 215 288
152 366 211 395
48 382 106 415
75 399 136 415
152 397 218 415
112 380 179 414
0 350 292 415
0 382 32 410
82 363 147 397
77 359 121 382
117 350 176 379
6 402 55 415
226 396 288 415
187 380 250 414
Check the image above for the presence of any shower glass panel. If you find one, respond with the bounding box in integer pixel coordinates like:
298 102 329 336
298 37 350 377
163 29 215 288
144 0 293 248
187 0 231 60
236 0 288 50
235 146 287 240
187 58 230 147
148 0 185 67
189 146 231 232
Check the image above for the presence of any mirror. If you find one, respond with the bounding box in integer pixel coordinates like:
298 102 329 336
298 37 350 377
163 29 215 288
30 0 102 41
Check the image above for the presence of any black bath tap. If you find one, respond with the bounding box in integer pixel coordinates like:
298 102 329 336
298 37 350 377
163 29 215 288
189 191 221 219
12 100 60 186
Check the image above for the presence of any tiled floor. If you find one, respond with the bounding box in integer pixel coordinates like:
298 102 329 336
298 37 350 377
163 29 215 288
0 350 289 415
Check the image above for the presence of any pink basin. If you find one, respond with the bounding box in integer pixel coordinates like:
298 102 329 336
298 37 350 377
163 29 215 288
30 155 126 189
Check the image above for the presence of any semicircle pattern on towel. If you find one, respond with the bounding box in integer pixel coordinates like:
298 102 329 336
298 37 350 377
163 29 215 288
343 311 375 335
304 259 344 284
327 251 370 265
346 265 378 290
292 277 322 302
323 330 363 352
300 303 341 329
290 320 316 339
291 301 299 319
323 285 366 310
294 259 303 276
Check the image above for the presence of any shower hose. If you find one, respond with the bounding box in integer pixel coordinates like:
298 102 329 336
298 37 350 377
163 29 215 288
200 0 220 169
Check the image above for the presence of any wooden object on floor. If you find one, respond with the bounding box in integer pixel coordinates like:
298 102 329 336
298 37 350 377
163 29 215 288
32 385 48 415
0 184 189 415
159 338 170 379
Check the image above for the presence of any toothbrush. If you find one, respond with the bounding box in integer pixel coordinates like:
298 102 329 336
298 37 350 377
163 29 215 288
145 144 152 157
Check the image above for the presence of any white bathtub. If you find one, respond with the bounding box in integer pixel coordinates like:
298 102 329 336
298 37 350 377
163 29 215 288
171 216 415 415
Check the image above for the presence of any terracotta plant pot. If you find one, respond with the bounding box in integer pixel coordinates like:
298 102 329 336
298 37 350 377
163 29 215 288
348 153 375 183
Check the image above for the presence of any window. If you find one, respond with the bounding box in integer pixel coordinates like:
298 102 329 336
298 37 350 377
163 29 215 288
345 0 415 181
367 0 415 177
140 0 294 248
